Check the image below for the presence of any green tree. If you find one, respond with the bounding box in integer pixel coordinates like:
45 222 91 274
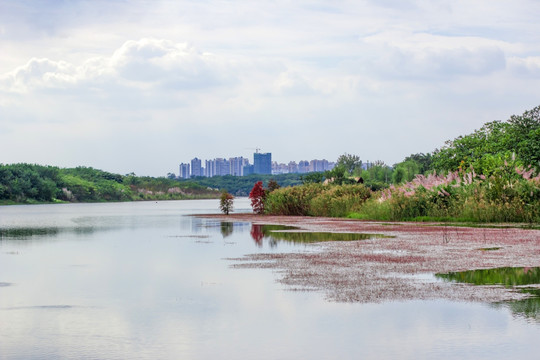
403 153 433 173
336 153 362 174
267 179 281 192
301 172 324 184
392 160 421 183
219 191 234 215
431 105 540 173
323 164 348 185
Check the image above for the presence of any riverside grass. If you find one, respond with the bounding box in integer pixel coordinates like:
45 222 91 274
264 165 540 223
264 183 371 217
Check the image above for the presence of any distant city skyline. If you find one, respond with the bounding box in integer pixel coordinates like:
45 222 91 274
177 152 336 178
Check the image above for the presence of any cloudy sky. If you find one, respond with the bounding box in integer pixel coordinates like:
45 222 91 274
1 0 540 176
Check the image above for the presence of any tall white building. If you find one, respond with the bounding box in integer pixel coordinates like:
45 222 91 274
191 158 202 177
229 157 245 176
179 163 190 179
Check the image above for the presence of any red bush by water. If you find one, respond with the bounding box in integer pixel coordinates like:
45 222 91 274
249 181 266 214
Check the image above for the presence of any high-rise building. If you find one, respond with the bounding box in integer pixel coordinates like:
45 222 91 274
288 161 298 173
229 157 245 176
298 160 309 173
309 159 329 172
254 152 272 174
218 158 230 176
179 163 190 179
272 161 289 174
191 157 202 177
205 158 231 177
243 164 254 175
205 159 217 177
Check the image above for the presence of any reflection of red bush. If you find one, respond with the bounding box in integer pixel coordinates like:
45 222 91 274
250 224 264 246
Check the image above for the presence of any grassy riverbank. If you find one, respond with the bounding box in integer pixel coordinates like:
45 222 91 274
264 163 540 223
261 105 540 224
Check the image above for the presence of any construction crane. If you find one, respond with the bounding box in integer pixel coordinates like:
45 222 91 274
244 147 261 153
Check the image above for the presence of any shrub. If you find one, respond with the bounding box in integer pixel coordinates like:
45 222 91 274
265 183 371 217
219 191 234 215
264 183 324 216
249 181 266 214
309 185 371 217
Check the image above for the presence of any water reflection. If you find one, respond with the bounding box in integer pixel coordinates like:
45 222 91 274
0 226 97 240
436 267 540 321
436 267 540 287
220 222 234 238
493 290 540 322
2 201 540 359
249 224 393 248
0 227 60 239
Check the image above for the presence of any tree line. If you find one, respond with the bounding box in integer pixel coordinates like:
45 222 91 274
0 164 218 204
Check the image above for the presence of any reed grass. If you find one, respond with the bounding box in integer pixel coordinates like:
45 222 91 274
265 165 540 223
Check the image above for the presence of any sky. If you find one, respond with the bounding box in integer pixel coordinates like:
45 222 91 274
1 0 540 176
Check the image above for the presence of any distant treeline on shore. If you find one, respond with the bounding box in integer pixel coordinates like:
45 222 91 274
0 165 219 204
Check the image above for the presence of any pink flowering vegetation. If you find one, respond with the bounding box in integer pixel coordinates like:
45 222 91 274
356 164 540 223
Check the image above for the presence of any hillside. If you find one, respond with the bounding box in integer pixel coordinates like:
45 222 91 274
0 164 218 204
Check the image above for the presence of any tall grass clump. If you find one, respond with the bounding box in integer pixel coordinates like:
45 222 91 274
309 184 371 217
264 183 325 215
265 183 371 217
263 162 539 223
351 163 540 223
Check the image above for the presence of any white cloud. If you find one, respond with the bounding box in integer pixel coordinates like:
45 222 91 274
1 0 540 175
1 58 77 92
0 38 237 93
360 32 508 79
508 56 540 78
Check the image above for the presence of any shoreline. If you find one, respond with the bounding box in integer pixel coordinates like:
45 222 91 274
198 213 540 304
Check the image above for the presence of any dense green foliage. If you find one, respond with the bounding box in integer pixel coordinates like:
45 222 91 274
349 162 540 223
0 164 218 204
264 162 540 222
265 183 371 217
262 105 540 223
431 105 540 174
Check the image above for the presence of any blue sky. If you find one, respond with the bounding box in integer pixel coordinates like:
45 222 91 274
1 0 540 176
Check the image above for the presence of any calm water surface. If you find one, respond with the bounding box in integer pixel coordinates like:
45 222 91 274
1 200 539 359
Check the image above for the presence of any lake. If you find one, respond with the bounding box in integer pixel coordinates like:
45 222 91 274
1 199 539 359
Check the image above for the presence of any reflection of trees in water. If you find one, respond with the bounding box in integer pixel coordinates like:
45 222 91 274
494 292 540 322
247 224 390 247
220 222 234 238
1 227 60 239
436 267 540 287
437 267 540 321
250 225 264 247
0 226 97 241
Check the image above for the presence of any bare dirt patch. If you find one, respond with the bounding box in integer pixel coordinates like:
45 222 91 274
199 214 540 303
